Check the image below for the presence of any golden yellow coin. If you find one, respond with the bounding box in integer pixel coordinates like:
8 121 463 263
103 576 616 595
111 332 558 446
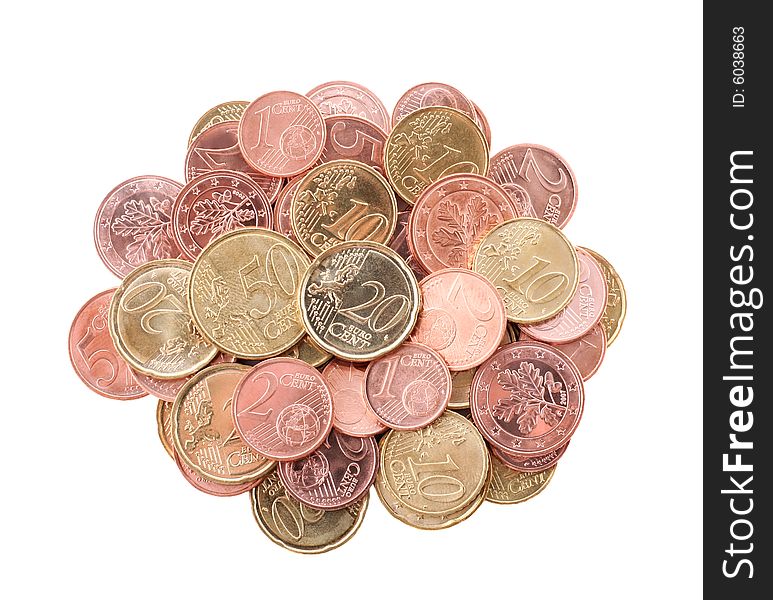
291 159 397 257
250 470 368 554
578 246 626 346
109 259 218 378
486 455 556 504
299 241 421 362
473 217 579 324
171 364 274 485
384 106 489 204
375 467 486 530
156 399 174 459
188 228 310 359
187 101 249 147
379 411 489 515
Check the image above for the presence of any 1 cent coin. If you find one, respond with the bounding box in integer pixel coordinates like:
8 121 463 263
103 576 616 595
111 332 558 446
239 91 325 177
233 357 334 461
364 342 451 430
323 359 386 437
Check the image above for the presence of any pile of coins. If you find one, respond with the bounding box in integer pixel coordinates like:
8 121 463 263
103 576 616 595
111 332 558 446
69 82 626 553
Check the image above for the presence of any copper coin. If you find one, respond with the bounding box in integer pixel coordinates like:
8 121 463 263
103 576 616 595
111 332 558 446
306 80 390 132
521 248 608 343
238 91 325 178
319 115 387 173
233 357 334 460
392 82 476 125
94 176 185 277
472 101 492 147
488 144 578 229
471 341 584 455
322 359 386 437
173 450 260 497
69 289 146 400
520 325 607 381
185 121 284 202
272 175 304 246
408 174 517 273
172 170 272 260
491 440 570 473
278 429 377 510
132 352 236 402
364 342 451 430
411 269 506 371
389 199 426 281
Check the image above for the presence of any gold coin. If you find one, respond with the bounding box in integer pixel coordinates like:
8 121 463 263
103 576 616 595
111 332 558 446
280 335 332 367
472 217 579 324
384 106 489 204
375 466 486 530
578 246 626 346
379 411 489 515
250 469 368 554
171 363 274 485
291 159 397 257
188 228 310 359
486 455 556 504
187 101 249 147
109 259 218 378
299 241 421 361
155 399 174 459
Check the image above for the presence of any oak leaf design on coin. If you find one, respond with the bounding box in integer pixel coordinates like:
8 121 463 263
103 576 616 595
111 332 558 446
493 362 565 434
431 196 497 265
189 189 256 236
111 195 176 264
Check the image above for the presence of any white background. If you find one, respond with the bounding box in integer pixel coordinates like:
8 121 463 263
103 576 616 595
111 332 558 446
1 1 702 598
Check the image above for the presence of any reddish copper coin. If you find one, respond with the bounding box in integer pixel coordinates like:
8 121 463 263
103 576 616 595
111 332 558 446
471 341 584 455
322 360 386 437
238 91 325 178
389 199 427 281
132 353 236 402
364 342 451 430
69 289 146 400
172 170 272 260
307 80 390 132
233 358 334 460
411 269 506 371
472 101 492 147
392 82 476 126
173 450 261 497
272 174 303 246
408 173 517 273
94 176 185 277
520 326 607 381
185 121 284 202
521 248 608 343
319 115 387 174
278 429 377 510
491 440 570 473
488 144 578 229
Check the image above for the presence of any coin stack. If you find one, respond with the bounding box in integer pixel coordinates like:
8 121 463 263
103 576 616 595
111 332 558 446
69 82 626 553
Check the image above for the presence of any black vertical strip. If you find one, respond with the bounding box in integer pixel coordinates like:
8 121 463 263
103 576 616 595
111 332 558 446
704 5 770 597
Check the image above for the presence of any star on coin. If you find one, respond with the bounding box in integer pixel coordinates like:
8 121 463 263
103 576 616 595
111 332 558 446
535 439 546 448
568 382 578 391
209 177 219 186
557 361 565 370
557 428 566 436
458 181 469 190
535 349 546 358
437 187 447 197
481 186 491 196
